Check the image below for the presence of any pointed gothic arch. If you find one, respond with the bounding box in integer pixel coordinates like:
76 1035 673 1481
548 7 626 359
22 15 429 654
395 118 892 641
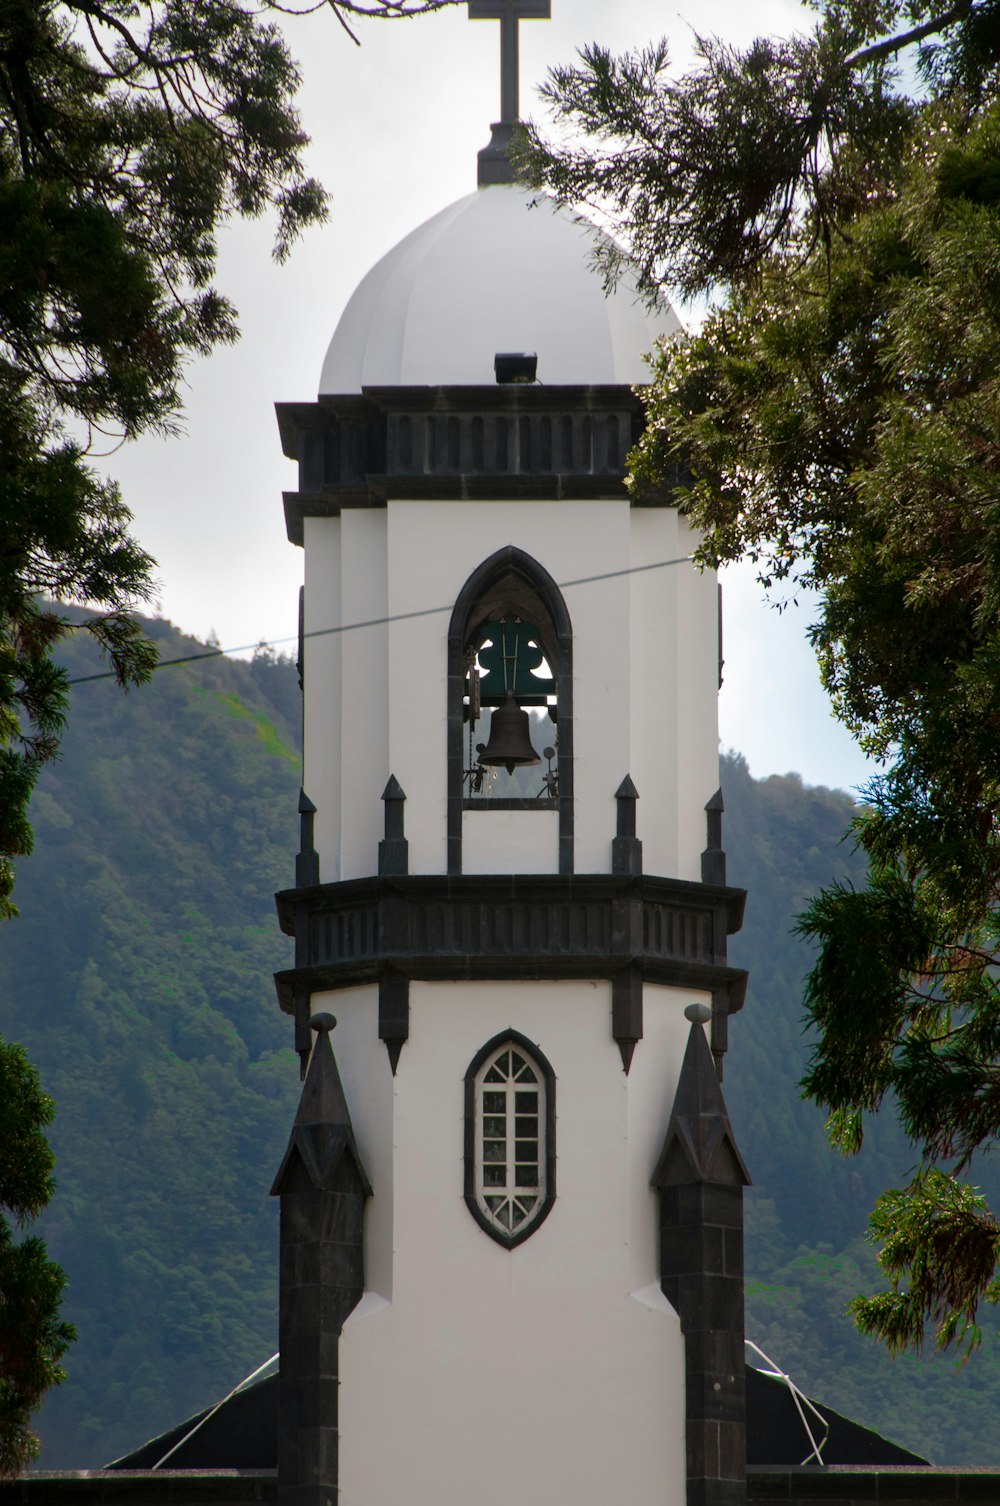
463 1028 557 1248
447 545 573 874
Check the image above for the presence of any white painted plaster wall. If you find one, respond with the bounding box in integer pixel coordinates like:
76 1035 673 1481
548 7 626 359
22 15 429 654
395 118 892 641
302 516 343 875
339 511 389 880
674 514 721 883
304 495 719 883
383 496 637 874
328 979 697 1506
461 807 559 873
628 507 681 878
626 509 720 882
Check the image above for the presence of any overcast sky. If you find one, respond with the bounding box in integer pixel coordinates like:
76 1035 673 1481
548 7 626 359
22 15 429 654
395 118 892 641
96 0 881 799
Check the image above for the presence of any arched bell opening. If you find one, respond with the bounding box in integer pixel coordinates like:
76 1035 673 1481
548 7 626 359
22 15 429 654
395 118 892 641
447 546 573 875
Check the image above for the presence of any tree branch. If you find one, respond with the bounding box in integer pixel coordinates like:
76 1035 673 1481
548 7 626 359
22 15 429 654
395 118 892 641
846 0 975 67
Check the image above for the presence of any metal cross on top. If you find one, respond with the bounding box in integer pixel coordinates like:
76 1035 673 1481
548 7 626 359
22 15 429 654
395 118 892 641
468 0 551 125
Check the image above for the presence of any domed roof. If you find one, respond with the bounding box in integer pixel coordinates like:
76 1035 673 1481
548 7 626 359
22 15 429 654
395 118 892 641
319 185 682 394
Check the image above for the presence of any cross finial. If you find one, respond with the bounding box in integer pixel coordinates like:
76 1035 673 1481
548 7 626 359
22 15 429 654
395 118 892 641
468 0 551 125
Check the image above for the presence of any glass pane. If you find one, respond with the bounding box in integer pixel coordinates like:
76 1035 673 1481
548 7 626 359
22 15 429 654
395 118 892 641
484 1116 506 1137
483 1091 505 1113
515 1164 539 1187
515 1063 537 1082
516 1140 538 1162
485 1195 504 1212
510 1203 526 1228
483 1140 506 1162
515 1116 537 1137
496 1201 513 1229
484 1165 506 1187
515 1091 538 1111
510 1051 525 1074
518 1196 537 1213
484 1067 504 1084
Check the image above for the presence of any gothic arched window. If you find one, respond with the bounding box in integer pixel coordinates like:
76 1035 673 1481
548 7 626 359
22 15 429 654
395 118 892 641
464 1030 556 1248
447 547 573 875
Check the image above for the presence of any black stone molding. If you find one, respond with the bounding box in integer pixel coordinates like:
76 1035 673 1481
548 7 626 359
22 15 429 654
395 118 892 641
463 1028 557 1248
271 1015 372 1506
654 1016 751 1506
378 775 408 877
477 120 518 186
275 387 688 543
612 774 642 877
274 870 747 1073
378 969 408 1077
447 546 574 877
18 1470 1000 1504
701 788 726 887
295 791 320 889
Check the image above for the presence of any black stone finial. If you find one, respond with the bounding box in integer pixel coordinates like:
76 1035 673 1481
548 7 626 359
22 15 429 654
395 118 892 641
296 788 320 888
701 786 726 885
612 775 642 876
379 775 408 876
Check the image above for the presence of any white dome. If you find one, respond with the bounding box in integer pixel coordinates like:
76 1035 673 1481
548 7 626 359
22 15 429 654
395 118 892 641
320 185 682 393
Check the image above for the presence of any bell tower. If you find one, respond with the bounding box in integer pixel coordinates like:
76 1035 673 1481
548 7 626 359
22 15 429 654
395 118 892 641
272 10 750 1506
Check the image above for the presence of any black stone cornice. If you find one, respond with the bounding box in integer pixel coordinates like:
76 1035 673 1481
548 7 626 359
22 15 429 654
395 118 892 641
283 475 637 543
273 872 748 1051
276 384 687 542
360 384 645 413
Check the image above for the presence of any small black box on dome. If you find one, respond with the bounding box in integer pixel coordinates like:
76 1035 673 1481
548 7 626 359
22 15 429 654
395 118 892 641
494 351 537 384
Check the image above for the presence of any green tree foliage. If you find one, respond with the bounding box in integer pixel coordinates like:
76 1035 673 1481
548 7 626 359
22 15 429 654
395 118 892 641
0 0 459 1458
0 0 453 915
521 2 1000 1355
0 1041 75 1475
15 685 1000 1467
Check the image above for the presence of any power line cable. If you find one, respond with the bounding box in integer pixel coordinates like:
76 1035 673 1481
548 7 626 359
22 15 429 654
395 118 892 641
65 553 696 687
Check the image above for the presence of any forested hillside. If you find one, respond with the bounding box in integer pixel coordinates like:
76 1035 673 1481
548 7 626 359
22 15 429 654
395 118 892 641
4 616 302 1467
6 615 1000 1467
722 757 1000 1464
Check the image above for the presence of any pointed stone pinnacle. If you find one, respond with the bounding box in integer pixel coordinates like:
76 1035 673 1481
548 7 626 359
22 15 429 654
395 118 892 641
296 1015 351 1128
651 1020 751 1189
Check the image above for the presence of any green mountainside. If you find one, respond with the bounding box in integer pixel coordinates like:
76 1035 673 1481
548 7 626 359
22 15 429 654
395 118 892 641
3 618 302 1467
4 614 1000 1467
722 755 1000 1464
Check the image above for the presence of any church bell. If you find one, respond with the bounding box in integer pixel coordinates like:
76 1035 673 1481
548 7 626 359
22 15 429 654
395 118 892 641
476 692 541 774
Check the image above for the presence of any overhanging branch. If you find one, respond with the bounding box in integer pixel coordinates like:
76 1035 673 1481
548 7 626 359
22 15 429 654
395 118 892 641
846 0 975 67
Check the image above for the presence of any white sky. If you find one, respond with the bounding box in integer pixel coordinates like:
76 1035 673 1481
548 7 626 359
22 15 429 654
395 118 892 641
97 0 880 799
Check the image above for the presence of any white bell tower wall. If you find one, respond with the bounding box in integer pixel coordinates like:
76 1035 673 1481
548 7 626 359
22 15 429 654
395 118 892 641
311 978 694 1506
276 384 749 1506
301 496 718 883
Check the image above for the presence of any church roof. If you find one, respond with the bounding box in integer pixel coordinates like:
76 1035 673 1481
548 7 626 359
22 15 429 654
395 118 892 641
106 1366 929 1472
319 184 682 393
